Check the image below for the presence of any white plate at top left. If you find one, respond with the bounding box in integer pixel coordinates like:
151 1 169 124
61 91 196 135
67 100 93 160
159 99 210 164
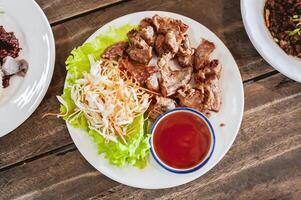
0 0 55 137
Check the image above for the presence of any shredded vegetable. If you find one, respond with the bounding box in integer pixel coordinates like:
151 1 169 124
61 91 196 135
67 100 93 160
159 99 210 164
69 58 150 143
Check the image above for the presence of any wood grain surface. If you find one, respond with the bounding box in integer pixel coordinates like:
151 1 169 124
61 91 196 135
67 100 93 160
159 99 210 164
35 0 125 24
0 0 300 199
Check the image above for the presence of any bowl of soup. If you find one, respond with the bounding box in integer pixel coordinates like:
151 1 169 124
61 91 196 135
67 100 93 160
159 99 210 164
150 107 215 173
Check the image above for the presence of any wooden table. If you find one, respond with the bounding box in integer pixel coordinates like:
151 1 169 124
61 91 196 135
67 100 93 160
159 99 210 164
1 0 301 199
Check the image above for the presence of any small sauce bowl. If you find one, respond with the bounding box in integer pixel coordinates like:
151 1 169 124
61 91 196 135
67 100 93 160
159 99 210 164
150 107 215 174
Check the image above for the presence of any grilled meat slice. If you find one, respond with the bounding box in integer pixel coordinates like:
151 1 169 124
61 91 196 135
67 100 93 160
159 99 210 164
119 58 157 85
177 85 205 112
164 30 183 54
194 59 222 112
178 54 194 68
140 26 156 46
203 77 221 112
127 29 153 64
127 29 148 49
127 45 152 65
102 42 128 60
177 35 195 67
155 30 183 57
158 53 192 96
195 59 221 83
152 15 188 34
148 96 176 119
194 39 215 70
140 17 153 29
146 73 160 92
155 34 166 57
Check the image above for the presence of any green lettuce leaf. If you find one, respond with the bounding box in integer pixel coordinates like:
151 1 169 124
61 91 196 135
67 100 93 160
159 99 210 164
88 114 150 168
59 24 150 168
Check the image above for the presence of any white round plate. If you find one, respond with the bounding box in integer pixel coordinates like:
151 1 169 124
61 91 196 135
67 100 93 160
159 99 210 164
0 0 55 137
67 11 244 189
241 0 301 82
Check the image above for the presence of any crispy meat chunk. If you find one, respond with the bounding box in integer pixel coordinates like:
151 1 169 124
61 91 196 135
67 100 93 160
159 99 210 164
127 29 148 48
195 59 221 83
194 39 215 70
140 17 153 28
177 35 195 67
127 46 152 65
203 78 221 112
158 53 192 96
194 59 222 112
149 96 176 119
155 34 166 57
102 42 128 60
146 73 160 92
177 58 222 113
140 26 155 46
155 31 183 57
119 58 157 85
127 29 153 64
152 15 188 34
164 30 183 54
177 85 205 112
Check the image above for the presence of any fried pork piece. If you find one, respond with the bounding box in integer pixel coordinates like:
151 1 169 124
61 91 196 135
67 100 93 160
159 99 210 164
140 26 155 46
195 59 221 81
194 39 215 70
140 17 153 28
148 96 176 119
152 15 188 34
127 29 153 64
158 53 192 97
177 85 205 112
119 58 157 85
164 30 183 54
177 79 221 113
194 59 222 112
155 30 184 57
102 42 128 60
155 34 165 57
127 29 148 48
146 73 160 92
127 45 152 65
177 35 195 67
203 77 221 112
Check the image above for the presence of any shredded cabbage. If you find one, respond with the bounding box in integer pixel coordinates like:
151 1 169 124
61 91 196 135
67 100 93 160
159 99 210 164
59 24 151 168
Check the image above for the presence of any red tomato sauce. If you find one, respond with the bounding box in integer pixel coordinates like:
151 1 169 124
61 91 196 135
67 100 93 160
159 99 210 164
153 111 211 169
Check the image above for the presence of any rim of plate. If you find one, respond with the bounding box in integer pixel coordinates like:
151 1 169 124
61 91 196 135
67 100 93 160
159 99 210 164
66 11 244 189
150 107 216 174
241 0 301 83
0 0 55 137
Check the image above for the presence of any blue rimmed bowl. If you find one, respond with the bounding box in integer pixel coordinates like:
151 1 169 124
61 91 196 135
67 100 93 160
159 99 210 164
150 107 216 174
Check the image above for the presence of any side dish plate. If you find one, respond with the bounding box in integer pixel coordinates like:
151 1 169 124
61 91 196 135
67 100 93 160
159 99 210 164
0 0 55 137
241 0 301 82
66 11 244 189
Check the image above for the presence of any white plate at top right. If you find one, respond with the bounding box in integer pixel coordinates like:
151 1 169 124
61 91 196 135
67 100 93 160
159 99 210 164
241 0 301 82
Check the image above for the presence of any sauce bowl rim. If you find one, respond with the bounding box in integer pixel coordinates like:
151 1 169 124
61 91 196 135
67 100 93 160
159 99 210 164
149 107 216 174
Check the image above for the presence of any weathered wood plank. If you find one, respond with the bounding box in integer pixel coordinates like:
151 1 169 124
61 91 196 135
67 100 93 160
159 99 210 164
35 0 125 24
0 147 118 200
1 73 300 199
0 0 280 174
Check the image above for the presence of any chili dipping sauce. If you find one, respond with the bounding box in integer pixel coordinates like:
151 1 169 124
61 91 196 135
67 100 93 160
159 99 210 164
153 111 212 169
